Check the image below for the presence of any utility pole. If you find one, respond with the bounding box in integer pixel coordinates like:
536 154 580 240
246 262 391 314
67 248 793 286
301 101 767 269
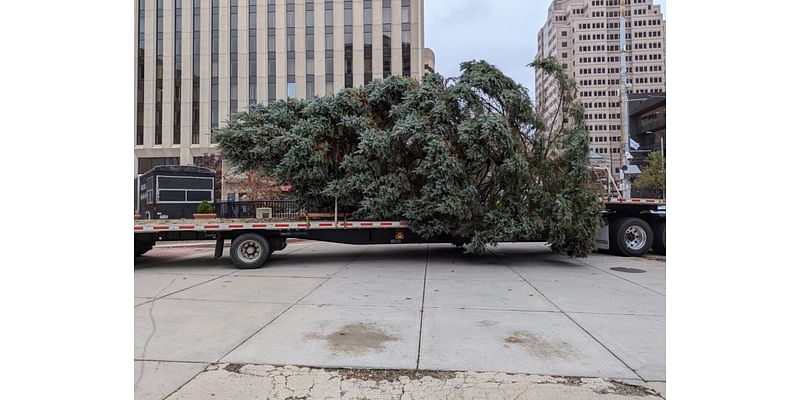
619 0 631 198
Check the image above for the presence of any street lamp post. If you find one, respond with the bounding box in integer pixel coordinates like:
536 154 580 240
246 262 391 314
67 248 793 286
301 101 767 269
619 0 631 198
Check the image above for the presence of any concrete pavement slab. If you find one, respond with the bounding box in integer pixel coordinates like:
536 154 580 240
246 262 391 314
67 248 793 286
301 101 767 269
418 308 638 379
221 304 421 369
134 361 206 400
165 368 271 400
426 260 522 281
568 313 666 381
532 279 666 316
335 260 426 280
165 275 325 304
166 365 662 400
299 276 424 307
135 273 220 298
424 278 558 312
135 299 289 362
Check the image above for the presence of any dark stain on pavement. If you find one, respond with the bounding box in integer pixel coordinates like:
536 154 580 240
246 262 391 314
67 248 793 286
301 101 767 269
503 330 575 359
307 323 398 354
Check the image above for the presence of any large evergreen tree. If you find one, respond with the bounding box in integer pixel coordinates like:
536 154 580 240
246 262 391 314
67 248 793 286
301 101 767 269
215 58 602 256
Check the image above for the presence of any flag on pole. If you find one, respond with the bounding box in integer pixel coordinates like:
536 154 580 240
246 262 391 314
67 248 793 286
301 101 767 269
629 138 640 150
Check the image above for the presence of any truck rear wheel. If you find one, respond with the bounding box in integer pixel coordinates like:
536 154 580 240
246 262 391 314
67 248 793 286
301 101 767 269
651 220 666 255
134 238 155 257
230 233 271 269
610 217 654 257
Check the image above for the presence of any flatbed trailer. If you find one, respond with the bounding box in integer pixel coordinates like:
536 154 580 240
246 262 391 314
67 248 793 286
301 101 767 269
134 197 665 269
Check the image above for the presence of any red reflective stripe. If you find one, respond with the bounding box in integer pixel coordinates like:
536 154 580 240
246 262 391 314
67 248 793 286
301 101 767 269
252 224 267 228
275 224 290 228
179 225 195 230
228 224 244 228
631 199 642 202
204 225 220 229
361 222 373 227
319 223 333 227
298 223 309 228
380 222 393 226
134 226 144 231
154 226 170 230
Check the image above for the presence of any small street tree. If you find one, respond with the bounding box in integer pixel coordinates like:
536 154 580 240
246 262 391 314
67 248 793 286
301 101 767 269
633 151 666 198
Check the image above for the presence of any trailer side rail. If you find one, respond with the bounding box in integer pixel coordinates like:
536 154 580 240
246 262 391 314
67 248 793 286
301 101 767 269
134 220 409 233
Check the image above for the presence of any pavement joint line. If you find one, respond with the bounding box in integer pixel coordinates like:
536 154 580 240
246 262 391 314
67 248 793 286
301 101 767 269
215 243 371 363
135 358 211 364
135 242 317 307
573 258 666 297
487 248 646 381
421 305 664 317
158 363 212 400
135 270 240 307
135 249 217 268
415 244 430 371
138 297 296 305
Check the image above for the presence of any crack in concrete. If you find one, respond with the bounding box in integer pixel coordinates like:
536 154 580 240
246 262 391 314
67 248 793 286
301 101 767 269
134 277 177 391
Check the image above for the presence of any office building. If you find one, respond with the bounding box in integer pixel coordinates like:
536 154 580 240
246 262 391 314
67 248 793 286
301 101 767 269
135 0 427 175
535 0 665 172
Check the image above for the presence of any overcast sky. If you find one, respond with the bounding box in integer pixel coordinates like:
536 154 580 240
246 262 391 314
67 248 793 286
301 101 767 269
424 0 667 100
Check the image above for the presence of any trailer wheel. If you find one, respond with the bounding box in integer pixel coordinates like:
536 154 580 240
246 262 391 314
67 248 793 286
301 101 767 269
651 220 666 255
230 234 271 269
610 217 654 257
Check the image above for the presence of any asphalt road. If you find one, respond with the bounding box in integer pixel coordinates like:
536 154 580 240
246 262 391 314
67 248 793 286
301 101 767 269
134 241 665 399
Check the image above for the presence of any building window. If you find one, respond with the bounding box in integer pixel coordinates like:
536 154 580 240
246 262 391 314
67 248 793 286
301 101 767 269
364 0 373 83
382 0 391 78
401 0 410 77
249 0 258 105
287 2 296 95
344 0 353 87
155 0 164 145
211 0 219 133
325 0 333 91
136 0 145 145
138 157 180 174
306 1 314 98
268 0 276 102
174 0 182 145
192 0 200 144
230 1 238 115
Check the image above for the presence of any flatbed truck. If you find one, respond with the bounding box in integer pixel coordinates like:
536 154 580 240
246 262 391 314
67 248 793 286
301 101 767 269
134 197 665 269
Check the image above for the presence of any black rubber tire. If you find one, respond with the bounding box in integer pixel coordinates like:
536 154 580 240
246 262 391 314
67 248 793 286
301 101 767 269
651 220 666 255
610 217 654 257
230 233 271 269
134 239 154 257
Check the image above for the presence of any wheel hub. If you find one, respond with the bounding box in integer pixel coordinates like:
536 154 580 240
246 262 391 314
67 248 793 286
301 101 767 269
624 226 647 251
238 240 261 260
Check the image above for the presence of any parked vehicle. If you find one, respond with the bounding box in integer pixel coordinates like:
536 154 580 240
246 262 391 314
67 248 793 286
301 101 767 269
134 197 665 268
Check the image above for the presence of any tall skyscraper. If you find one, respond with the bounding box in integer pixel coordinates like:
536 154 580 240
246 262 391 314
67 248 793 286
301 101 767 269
535 0 665 173
134 0 427 176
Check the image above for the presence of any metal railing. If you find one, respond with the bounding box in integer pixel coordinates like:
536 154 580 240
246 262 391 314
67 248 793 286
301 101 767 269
214 200 298 219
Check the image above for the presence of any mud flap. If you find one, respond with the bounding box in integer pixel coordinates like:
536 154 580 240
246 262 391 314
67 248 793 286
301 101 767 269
594 225 610 250
215 237 224 258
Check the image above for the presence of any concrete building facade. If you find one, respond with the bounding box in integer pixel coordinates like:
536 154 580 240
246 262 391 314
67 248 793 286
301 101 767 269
535 0 665 172
135 0 426 176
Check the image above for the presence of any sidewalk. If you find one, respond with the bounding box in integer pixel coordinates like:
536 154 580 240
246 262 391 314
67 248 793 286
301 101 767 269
139 363 665 400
